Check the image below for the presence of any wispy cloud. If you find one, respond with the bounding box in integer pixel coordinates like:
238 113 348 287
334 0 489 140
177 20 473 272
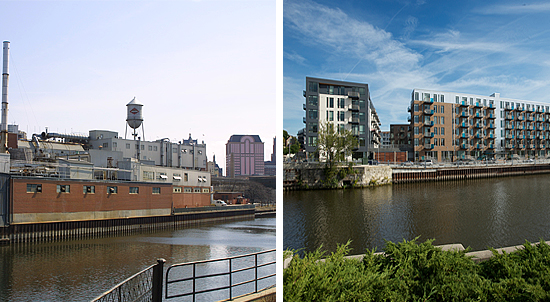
475 2 550 14
284 51 307 65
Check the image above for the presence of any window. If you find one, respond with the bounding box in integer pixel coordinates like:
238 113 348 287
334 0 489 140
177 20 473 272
414 127 419 135
184 173 189 181
27 184 42 193
153 146 158 151
326 97 334 108
359 125 365 135
441 127 445 135
308 95 318 106
184 187 192 193
173 187 182 193
126 143 130 149
152 187 160 194
338 124 346 133
194 188 201 193
441 117 445 124
326 111 334 121
308 81 317 92
113 142 117 148
56 185 70 193
141 145 145 150
308 136 317 146
414 104 419 112
441 106 444 113
338 98 345 108
414 116 419 123
441 138 445 146
182 149 188 154
441 95 444 103
338 111 345 121
414 92 419 100
173 173 181 182
83 185 95 194
107 186 118 194
308 109 318 119
148 145 152 151
434 127 438 135
129 187 139 194
202 188 210 193
143 171 154 180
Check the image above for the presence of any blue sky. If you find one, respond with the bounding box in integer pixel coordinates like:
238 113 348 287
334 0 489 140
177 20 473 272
283 0 550 134
0 0 275 171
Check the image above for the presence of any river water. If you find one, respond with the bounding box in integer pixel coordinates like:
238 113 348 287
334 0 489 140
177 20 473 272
0 217 275 302
284 174 550 255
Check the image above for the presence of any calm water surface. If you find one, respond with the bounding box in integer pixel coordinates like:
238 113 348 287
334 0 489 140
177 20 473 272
284 174 550 255
1 217 275 302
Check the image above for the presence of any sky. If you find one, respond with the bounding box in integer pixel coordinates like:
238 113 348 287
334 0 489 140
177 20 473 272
283 0 550 135
0 0 276 172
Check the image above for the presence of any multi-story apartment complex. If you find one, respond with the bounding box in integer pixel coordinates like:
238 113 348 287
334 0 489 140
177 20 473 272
389 124 412 147
411 89 550 161
225 134 265 177
303 77 381 163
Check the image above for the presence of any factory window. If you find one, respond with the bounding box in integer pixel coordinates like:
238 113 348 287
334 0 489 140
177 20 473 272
103 143 108 148
202 188 210 193
126 143 131 149
173 173 182 181
184 173 189 182
152 187 161 194
143 171 154 180
184 187 192 193
182 149 188 154
107 186 117 194
129 187 139 194
173 187 182 193
56 185 70 193
113 142 117 148
141 145 144 150
198 150 203 154
148 145 152 151
194 188 201 193
26 184 42 193
154 146 158 151
83 185 95 194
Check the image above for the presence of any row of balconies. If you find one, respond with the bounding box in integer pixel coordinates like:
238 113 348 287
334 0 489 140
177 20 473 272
458 101 495 109
505 104 544 113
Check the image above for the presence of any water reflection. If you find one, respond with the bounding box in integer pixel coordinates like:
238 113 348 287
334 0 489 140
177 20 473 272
1 217 275 302
284 175 550 255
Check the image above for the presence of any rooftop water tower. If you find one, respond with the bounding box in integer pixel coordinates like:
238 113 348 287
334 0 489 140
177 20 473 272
125 97 145 140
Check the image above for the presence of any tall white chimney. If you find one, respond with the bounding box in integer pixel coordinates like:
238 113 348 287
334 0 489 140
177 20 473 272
1 41 9 153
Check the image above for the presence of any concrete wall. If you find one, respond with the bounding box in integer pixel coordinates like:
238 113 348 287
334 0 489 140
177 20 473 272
283 162 392 189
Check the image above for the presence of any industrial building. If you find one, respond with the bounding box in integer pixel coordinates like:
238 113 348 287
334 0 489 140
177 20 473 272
302 77 381 163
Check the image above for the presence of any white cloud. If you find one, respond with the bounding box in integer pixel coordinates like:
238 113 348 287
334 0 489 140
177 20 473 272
475 2 550 14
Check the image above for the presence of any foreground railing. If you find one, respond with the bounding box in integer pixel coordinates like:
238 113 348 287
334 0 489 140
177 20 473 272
92 259 165 302
165 249 276 301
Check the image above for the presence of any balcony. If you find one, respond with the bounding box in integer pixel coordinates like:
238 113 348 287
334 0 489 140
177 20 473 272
527 125 535 130
529 135 535 139
505 144 514 149
475 133 482 138
460 133 469 138
460 143 469 149
519 144 525 149
538 107 545 113
350 117 359 124
424 143 434 149
303 103 307 110
474 123 482 128
541 144 546 149
474 112 482 118
527 107 535 112
530 144 535 149
424 109 434 115
488 144 494 149
347 91 360 99
408 106 411 113
538 125 545 131
459 122 468 128
489 133 494 138
303 117 306 123
488 124 495 129
424 97 434 104
487 113 495 119
475 144 481 149
506 134 514 139
489 103 495 109
424 121 434 127
517 115 524 121
459 101 468 106
506 114 514 120
527 116 534 121
538 116 545 122
505 124 514 130
505 104 514 110
407 116 412 123
460 111 469 117
350 104 360 111
424 132 434 138
540 134 546 140
474 102 482 108
303 90 306 97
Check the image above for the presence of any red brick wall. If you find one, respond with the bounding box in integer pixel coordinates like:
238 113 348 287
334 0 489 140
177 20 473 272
374 151 408 163
12 179 173 214
172 189 211 208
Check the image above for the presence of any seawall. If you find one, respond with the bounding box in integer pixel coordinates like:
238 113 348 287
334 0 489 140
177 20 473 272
0 205 257 244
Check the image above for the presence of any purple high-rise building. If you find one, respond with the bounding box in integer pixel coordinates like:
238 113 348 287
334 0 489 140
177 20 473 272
226 135 264 177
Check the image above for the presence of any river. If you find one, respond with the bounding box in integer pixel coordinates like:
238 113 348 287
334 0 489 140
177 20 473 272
284 174 550 255
0 217 275 302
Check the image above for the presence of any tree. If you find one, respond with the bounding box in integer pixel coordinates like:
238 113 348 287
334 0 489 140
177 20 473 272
317 121 358 169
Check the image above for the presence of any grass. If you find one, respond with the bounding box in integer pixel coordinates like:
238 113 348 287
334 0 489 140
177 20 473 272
284 238 550 301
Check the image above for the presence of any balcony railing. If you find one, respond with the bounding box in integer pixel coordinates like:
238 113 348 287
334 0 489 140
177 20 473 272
506 114 514 120
424 109 434 115
424 132 434 138
474 102 482 108
424 121 434 127
424 143 434 149
460 133 469 138
461 111 469 117
459 101 468 106
460 143 469 149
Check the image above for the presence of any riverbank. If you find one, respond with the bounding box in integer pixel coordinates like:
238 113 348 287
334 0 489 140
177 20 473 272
284 161 550 189
1 205 275 244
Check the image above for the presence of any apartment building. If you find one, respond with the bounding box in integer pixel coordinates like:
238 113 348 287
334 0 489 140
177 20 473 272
411 89 550 161
389 124 412 147
303 77 381 163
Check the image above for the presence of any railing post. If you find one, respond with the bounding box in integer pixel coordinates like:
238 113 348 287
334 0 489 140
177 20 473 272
152 258 165 302
229 258 232 300
255 253 258 293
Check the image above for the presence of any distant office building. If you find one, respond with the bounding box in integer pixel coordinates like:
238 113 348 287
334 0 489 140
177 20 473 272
207 155 222 177
380 131 391 148
226 135 265 177
303 77 381 163
389 124 412 146
264 137 276 176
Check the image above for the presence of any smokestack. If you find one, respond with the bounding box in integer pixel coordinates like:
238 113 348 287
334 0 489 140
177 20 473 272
1 41 9 153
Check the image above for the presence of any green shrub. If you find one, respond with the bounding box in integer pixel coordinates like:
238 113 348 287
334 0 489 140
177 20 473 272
284 239 550 302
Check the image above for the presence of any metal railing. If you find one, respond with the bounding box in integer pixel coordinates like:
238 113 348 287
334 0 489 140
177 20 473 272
165 249 275 301
92 259 165 302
